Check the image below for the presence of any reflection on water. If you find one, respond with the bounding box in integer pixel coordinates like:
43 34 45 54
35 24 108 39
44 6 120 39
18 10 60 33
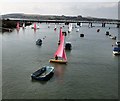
51 63 66 83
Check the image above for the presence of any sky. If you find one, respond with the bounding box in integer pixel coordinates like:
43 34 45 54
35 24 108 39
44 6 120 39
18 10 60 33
0 0 119 19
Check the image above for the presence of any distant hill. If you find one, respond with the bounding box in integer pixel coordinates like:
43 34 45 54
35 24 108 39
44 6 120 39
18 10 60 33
1 13 119 22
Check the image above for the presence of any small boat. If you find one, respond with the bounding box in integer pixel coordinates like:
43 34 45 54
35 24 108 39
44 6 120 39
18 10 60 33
113 47 120 55
16 22 20 30
22 23 25 29
31 23 39 29
106 31 109 35
76 28 79 32
31 66 54 81
80 34 84 37
49 28 67 64
36 39 42 46
110 36 116 40
113 41 120 55
65 42 72 50
80 23 83 27
68 23 72 33
97 29 100 32
115 41 120 46
54 25 57 31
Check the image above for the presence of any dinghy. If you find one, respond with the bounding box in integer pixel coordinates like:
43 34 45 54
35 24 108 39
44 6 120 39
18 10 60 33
31 66 54 81
49 28 67 64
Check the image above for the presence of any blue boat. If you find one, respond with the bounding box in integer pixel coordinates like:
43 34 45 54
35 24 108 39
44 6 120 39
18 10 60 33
113 46 120 55
31 66 54 81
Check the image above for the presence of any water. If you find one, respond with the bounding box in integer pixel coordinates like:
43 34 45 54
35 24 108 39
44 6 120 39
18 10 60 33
1 23 118 99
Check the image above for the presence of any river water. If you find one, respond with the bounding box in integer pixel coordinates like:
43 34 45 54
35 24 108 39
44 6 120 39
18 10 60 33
1 23 119 99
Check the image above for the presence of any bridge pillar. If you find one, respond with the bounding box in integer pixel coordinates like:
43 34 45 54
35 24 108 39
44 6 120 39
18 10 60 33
117 24 120 28
102 23 105 27
88 23 92 27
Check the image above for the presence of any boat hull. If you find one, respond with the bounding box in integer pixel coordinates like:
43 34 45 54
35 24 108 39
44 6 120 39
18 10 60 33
31 66 54 81
113 51 120 55
49 59 67 64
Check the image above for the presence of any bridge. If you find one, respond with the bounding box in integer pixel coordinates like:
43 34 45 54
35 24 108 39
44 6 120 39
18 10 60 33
4 18 120 28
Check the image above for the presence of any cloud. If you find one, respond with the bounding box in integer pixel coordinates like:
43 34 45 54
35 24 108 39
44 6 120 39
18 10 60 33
0 2 118 19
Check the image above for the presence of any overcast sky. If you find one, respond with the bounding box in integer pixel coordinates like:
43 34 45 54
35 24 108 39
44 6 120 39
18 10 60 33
0 0 119 19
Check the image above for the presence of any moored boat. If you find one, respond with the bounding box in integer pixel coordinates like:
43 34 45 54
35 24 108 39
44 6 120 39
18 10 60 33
36 39 42 46
113 47 120 55
115 41 120 46
65 42 72 50
31 66 54 81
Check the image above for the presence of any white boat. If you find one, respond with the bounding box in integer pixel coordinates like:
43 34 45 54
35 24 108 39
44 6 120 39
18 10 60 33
68 23 72 33
113 41 120 55
115 41 120 46
76 28 79 32
80 23 83 27
22 23 25 29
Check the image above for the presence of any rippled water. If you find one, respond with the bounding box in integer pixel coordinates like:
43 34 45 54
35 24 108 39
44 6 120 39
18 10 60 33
1 23 119 99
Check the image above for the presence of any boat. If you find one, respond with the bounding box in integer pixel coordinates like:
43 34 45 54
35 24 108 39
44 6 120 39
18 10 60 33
65 42 72 50
31 66 54 81
36 39 42 46
54 25 57 31
80 22 83 27
115 41 120 46
97 29 100 32
16 22 20 29
113 41 120 55
110 36 116 40
49 28 67 64
31 23 39 29
22 23 25 29
68 23 72 33
76 28 79 32
113 47 120 55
